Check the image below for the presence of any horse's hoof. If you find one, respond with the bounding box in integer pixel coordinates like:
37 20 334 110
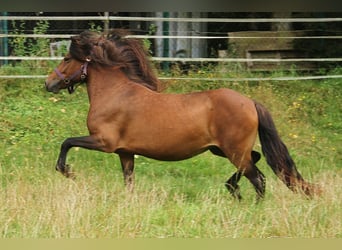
55 163 65 174
64 167 76 180
64 171 76 180
56 163 76 179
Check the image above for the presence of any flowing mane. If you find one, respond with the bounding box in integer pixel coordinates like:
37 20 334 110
69 29 160 91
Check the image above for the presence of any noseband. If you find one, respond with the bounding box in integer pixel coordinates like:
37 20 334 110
54 61 89 94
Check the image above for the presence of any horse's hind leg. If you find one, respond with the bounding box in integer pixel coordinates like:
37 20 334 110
225 171 242 200
225 167 265 201
251 150 261 164
245 164 266 201
249 151 266 200
209 146 243 200
211 146 265 200
245 150 266 201
226 150 265 201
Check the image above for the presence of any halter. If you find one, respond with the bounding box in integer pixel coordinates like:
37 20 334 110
54 60 89 94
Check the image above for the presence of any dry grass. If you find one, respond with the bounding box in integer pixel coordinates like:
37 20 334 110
0 161 340 238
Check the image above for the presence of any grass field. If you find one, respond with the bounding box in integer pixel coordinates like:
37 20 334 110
0 67 341 238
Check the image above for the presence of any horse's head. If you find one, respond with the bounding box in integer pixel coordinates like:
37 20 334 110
45 32 96 94
45 29 160 93
45 53 89 94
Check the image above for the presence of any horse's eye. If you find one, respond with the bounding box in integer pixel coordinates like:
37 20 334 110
64 57 71 62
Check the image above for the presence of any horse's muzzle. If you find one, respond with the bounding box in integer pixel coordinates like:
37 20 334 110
45 79 61 94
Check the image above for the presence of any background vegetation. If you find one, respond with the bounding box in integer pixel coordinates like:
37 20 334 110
0 62 341 238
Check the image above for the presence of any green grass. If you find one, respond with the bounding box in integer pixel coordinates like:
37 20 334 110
0 68 341 238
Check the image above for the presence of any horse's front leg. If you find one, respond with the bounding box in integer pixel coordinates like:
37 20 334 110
56 135 105 178
118 152 135 192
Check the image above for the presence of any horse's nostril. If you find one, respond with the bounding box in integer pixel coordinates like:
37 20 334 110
45 81 55 92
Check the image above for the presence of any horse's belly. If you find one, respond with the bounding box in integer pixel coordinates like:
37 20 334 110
120 130 213 161
137 145 209 161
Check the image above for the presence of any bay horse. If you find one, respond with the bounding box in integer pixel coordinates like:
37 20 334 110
45 30 316 200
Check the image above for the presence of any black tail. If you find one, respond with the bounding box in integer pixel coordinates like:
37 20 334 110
254 101 315 196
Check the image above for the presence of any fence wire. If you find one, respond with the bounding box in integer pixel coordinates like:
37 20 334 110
1 13 342 81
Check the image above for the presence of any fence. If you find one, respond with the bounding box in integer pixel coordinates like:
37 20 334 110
1 13 342 81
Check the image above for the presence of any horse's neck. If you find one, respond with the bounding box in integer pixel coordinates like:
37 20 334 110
86 67 128 103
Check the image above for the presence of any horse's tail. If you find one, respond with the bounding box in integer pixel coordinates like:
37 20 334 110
254 101 317 196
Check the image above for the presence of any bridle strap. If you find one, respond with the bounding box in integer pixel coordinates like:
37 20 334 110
54 67 65 80
54 61 89 94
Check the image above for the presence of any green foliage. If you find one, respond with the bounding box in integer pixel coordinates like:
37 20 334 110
9 20 27 56
10 20 50 57
51 40 70 57
143 24 157 55
6 19 54 78
0 66 341 238
88 21 103 32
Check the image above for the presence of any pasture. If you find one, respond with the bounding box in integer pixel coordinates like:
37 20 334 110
0 68 341 238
